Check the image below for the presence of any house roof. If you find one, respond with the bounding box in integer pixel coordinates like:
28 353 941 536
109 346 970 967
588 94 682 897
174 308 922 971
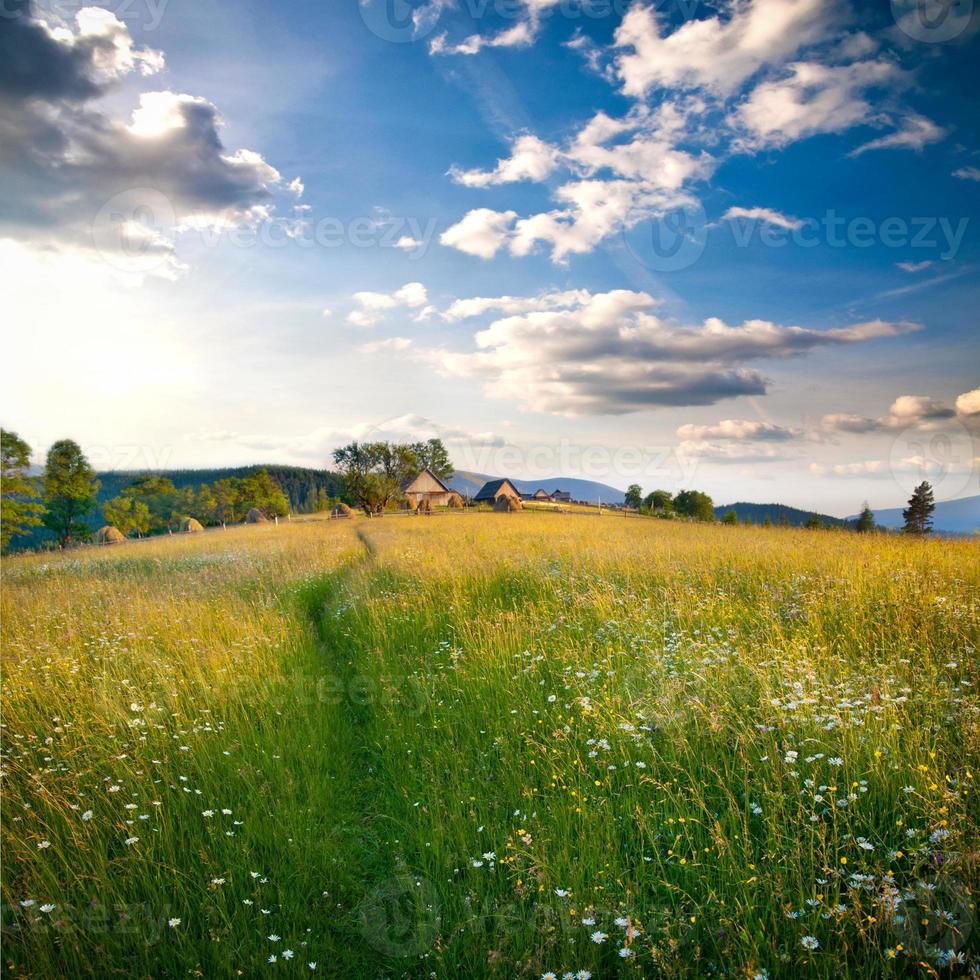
400 468 453 494
474 478 521 501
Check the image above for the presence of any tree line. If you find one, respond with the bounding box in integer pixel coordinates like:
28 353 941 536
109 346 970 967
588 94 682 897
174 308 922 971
1 431 302 551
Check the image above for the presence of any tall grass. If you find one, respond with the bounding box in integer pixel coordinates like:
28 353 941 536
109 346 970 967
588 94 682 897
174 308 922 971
2 513 977 977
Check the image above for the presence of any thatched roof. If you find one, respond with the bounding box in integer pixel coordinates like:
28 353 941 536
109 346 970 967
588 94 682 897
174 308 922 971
446 492 463 508
332 503 352 518
493 495 523 512
98 525 125 544
245 508 267 524
182 517 204 533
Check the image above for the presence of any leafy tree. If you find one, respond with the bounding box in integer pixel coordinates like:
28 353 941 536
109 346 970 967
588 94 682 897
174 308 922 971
722 509 738 525
855 503 876 533
1 429 44 551
804 514 823 530
411 438 454 480
902 481 935 535
333 441 418 515
673 489 715 522
241 469 290 519
102 495 152 537
211 479 242 526
643 489 673 513
42 440 99 547
121 476 181 533
624 484 643 509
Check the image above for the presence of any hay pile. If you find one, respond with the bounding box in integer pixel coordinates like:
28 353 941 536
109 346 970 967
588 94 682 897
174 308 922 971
417 498 433 514
97 525 125 544
446 493 463 508
182 517 204 533
332 503 352 518
493 495 523 513
245 508 267 524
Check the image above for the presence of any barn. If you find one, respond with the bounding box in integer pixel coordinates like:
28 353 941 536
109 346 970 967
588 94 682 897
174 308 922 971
401 468 454 507
474 478 523 504
550 489 572 502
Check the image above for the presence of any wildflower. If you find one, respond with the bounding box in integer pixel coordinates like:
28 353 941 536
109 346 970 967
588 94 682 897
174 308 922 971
211 877 225 885
576 973 592 980
39 904 56 913
829 757 843 767
82 810 93 821
37 840 51 849
308 964 316 971
482 852 496 861
282 950 294 960
581 917 596 925
801 936 819 950
542 973 558 980
124 837 139 845
221 808 232 815
20 900 35 908
614 916 629 927
618 947 634 958
168 918 181 928
268 935 281 942
555 889 569 897
785 751 798 764
590 931 607 944
268 955 277 963
202 810 214 817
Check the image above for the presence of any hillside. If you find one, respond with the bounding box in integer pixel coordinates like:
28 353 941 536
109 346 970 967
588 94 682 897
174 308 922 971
848 493 979 535
449 470 626 504
714 501 850 527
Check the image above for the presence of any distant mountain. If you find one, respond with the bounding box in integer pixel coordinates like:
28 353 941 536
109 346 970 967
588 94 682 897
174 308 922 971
848 494 979 535
448 470 625 505
714 501 849 528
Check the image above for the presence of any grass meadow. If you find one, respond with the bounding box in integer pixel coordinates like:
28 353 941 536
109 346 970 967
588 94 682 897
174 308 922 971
1 512 977 978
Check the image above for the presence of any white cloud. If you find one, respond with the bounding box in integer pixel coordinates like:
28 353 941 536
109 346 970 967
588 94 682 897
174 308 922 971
394 235 423 250
676 440 787 463
953 166 980 181
428 0 559 55
722 206 803 230
321 307 332 318
359 337 413 353
612 0 831 98
849 113 945 156
956 387 980 418
676 419 803 440
821 392 958 434
449 135 560 187
896 260 933 273
347 282 428 326
439 208 518 259
428 289 918 415
732 60 899 149
442 289 593 321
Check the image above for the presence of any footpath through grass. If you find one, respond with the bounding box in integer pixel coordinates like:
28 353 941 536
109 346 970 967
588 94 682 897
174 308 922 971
2 512 978 977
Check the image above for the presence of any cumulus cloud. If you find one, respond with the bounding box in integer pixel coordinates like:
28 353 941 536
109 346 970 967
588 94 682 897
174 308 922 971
611 0 831 98
347 282 428 326
429 0 558 55
442 104 711 262
956 387 980 418
821 392 962 434
428 288 917 415
953 166 980 181
676 419 803 440
442 289 593 321
0 3 296 277
731 59 900 149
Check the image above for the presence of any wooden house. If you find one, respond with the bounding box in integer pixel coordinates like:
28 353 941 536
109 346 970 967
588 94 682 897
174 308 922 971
550 489 572 502
401 468 454 507
474 478 523 504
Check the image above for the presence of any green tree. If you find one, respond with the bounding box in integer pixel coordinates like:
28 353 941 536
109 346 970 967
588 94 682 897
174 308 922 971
333 441 418 515
643 489 673 514
722 509 738 525
1 429 44 551
673 489 715 522
804 514 823 530
902 481 935 535
411 438 454 480
855 502 876 533
102 496 152 537
211 479 242 526
121 476 180 533
42 439 99 547
624 484 643 509
241 469 290 519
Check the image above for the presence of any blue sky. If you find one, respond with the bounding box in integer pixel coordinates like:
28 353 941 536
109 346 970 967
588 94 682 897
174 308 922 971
2 0 978 514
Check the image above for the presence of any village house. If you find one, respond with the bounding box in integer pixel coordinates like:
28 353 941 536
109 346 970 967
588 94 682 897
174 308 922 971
401 468 454 507
521 488 552 501
474 478 523 504
550 489 572 502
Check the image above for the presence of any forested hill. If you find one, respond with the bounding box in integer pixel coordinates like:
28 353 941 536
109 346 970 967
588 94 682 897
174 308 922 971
95 466 345 512
713 501 851 528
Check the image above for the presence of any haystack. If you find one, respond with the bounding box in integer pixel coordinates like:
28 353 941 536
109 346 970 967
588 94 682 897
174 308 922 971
332 503 352 518
417 498 433 515
446 493 463 508
182 517 204 533
400 499 414 510
493 495 523 513
245 508 268 524
98 525 125 544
